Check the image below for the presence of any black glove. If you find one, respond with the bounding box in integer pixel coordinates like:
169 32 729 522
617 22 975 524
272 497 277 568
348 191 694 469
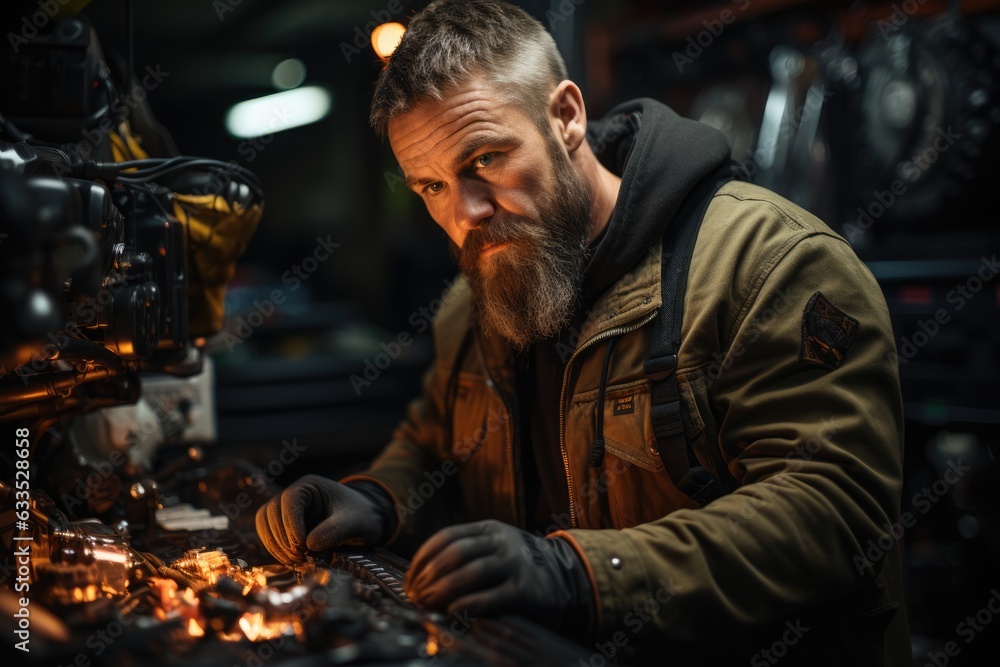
255 474 391 565
404 519 594 633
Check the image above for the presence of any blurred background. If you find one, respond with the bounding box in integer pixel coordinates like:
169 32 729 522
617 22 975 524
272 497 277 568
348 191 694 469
3 0 999 663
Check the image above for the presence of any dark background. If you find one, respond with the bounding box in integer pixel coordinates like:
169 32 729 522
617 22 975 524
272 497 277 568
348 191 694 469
12 0 1000 664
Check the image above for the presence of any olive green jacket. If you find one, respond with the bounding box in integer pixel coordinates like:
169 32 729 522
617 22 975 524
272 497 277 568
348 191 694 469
343 181 909 665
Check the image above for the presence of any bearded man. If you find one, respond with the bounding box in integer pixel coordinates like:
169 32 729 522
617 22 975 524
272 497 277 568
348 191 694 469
256 1 910 664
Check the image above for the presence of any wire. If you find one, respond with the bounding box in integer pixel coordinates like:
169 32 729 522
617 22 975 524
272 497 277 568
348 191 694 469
112 156 260 184
126 182 175 221
86 155 264 199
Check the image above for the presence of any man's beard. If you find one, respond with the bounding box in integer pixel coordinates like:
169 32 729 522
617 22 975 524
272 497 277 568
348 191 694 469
451 138 594 351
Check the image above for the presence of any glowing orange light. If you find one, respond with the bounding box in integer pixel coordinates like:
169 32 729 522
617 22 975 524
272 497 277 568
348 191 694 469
93 550 129 564
187 618 205 637
238 611 286 642
371 22 406 63
239 612 264 642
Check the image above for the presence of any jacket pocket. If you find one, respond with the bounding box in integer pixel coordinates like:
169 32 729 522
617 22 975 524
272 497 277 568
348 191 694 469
598 379 663 472
571 379 699 528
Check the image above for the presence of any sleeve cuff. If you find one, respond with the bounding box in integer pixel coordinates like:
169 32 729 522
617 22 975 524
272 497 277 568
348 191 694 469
548 530 603 633
340 474 404 546
549 528 668 638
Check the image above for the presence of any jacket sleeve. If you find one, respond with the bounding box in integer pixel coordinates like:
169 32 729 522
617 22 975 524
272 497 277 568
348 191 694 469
340 279 473 552
552 231 905 641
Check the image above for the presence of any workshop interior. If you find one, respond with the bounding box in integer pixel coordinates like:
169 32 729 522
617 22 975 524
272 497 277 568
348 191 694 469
1 0 998 665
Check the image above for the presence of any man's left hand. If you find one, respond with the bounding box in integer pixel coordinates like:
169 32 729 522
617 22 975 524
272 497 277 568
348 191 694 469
404 519 593 631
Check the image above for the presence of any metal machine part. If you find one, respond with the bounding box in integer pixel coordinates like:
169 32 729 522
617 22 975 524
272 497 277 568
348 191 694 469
0 473 595 666
850 15 1000 229
327 550 410 604
69 357 216 473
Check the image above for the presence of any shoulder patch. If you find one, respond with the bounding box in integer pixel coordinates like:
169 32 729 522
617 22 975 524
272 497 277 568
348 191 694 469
800 291 859 370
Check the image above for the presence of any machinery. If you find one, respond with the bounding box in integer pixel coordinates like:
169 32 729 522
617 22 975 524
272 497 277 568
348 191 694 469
0 5 593 665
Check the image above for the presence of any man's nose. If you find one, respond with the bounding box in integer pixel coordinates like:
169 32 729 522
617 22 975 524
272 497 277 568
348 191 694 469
452 180 495 233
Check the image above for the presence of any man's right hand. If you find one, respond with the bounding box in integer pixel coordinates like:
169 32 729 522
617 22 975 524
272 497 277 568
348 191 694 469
255 474 385 565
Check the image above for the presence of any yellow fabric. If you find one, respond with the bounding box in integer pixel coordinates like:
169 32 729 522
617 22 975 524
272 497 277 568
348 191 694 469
54 0 92 19
110 123 149 164
171 193 263 336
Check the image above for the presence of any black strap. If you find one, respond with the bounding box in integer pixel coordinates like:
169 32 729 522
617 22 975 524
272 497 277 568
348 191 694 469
645 166 735 506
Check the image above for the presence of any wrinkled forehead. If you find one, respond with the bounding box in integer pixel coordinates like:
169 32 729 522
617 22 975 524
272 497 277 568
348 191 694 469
387 78 537 163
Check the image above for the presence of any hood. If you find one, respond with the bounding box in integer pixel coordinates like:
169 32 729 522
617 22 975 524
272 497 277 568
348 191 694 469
581 98 734 302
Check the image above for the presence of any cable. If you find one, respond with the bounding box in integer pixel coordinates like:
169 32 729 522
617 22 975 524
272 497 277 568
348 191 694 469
120 166 264 200
126 182 175 221
79 155 264 199
108 156 262 186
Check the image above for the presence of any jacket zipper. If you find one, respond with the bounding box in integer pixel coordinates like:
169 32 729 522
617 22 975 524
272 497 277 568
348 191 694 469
475 337 521 525
558 307 661 528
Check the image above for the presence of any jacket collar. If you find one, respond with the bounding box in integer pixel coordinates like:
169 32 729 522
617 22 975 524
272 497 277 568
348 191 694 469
573 237 663 351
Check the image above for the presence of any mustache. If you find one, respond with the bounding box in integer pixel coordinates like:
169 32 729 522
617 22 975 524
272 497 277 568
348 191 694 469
456 213 542 263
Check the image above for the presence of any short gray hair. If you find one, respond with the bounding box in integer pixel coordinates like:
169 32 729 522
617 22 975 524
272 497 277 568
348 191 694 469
369 0 568 139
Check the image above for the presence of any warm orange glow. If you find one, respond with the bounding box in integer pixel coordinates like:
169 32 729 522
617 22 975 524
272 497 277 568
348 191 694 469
239 612 263 642
173 548 231 585
92 550 129 564
238 611 285 642
371 22 406 62
187 618 205 637
152 578 179 610
145 553 306 643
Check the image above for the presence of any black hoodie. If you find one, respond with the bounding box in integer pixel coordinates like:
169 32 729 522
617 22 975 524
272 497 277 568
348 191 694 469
520 98 734 533
582 97 734 301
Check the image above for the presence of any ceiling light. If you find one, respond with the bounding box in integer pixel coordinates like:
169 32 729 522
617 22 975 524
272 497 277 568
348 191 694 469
225 86 333 139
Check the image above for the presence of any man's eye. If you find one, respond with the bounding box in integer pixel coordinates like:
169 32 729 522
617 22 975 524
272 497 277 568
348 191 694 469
475 153 494 168
426 182 444 194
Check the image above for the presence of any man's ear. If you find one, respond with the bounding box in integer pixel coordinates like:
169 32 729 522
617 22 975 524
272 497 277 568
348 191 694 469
549 80 587 154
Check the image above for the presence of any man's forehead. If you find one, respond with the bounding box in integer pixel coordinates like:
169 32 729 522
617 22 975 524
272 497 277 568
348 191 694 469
387 79 532 159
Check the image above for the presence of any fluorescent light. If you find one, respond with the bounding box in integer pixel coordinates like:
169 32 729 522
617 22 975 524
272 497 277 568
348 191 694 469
225 86 333 139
